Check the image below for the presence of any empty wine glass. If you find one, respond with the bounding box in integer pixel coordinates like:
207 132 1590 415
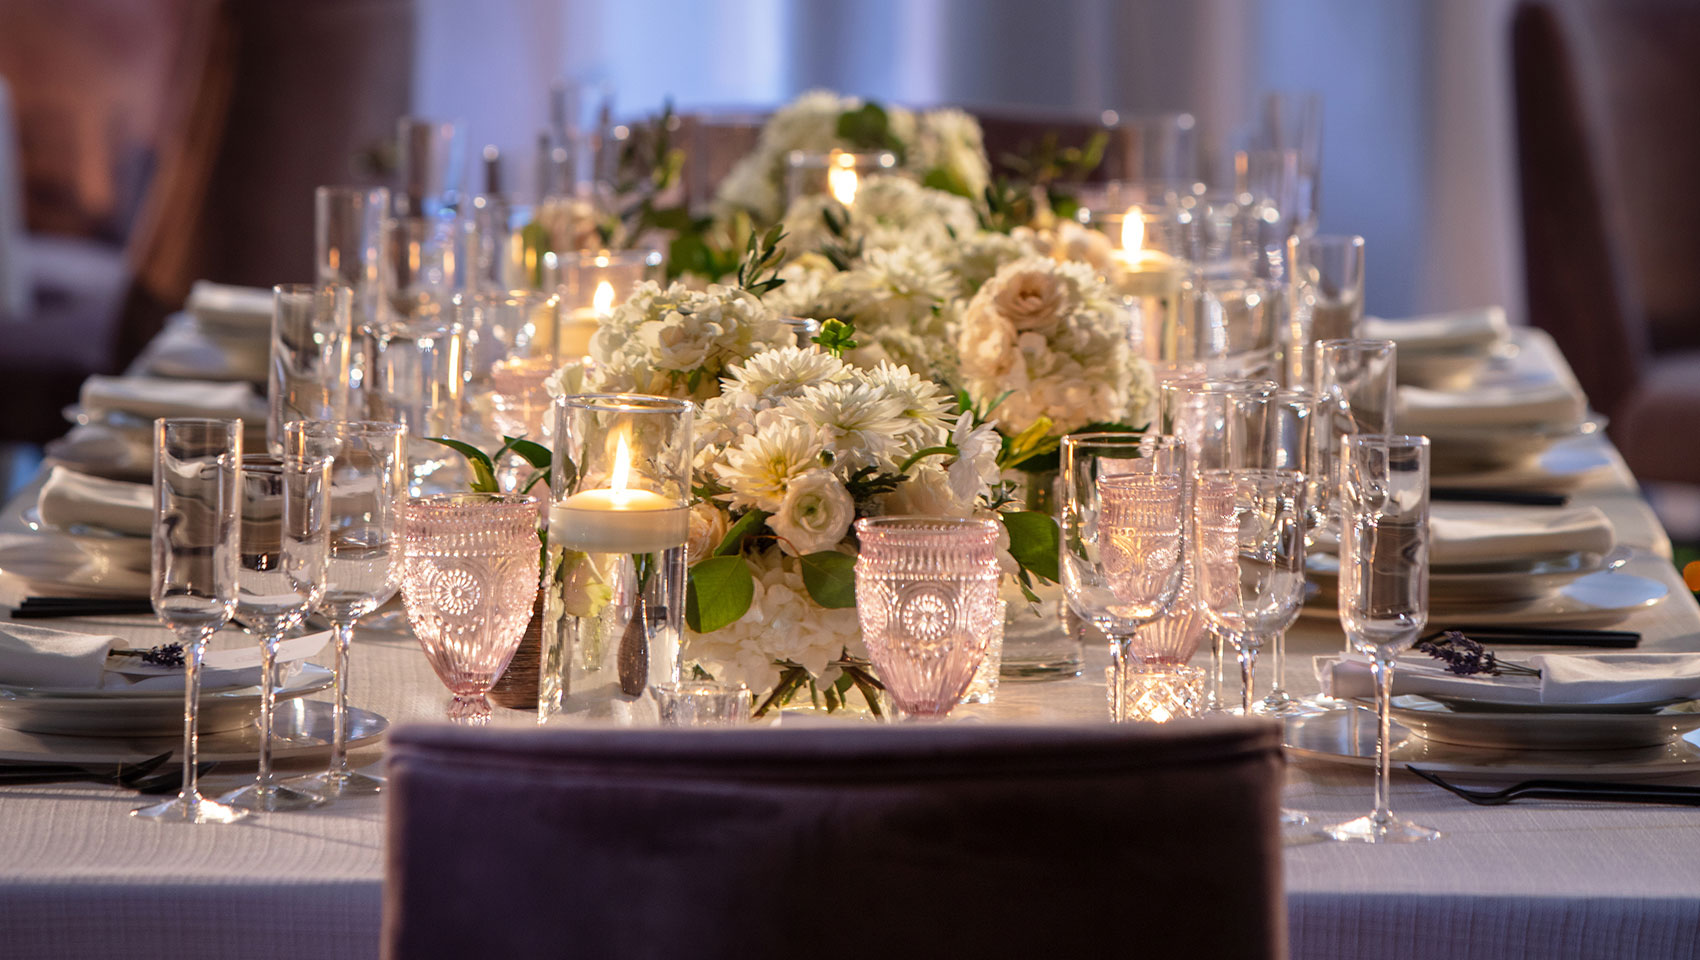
282 420 406 798
400 493 541 723
1323 434 1439 844
1286 235 1366 387
1311 339 1396 546
1256 390 1324 717
268 283 353 455
853 517 1002 720
1059 434 1187 722
133 418 244 824
219 454 331 812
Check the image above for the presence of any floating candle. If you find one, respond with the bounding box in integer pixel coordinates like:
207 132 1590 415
550 434 688 554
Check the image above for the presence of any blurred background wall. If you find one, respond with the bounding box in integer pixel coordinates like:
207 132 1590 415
415 0 1523 323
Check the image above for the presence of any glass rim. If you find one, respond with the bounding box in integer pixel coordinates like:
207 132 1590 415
408 492 539 508
1291 233 1365 251
451 289 556 308
314 184 389 200
1342 433 1429 451
1060 430 1179 447
1159 377 1279 396
285 418 405 437
1314 338 1395 353
568 248 663 269
784 148 898 168
239 452 331 470
854 516 999 534
1196 465 1306 482
154 417 241 431
556 393 692 415
273 281 353 297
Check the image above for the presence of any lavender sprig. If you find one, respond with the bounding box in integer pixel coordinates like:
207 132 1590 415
1414 631 1540 678
111 642 186 669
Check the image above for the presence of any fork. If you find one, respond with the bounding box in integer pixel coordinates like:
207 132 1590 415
1407 765 1700 806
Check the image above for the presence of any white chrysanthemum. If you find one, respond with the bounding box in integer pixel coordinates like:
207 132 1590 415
857 361 952 445
723 345 848 398
714 419 824 512
681 548 865 690
944 230 1039 295
785 378 909 471
588 281 790 402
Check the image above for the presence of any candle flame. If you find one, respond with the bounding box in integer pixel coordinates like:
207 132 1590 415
828 158 859 207
1121 206 1145 253
610 433 631 494
593 280 615 316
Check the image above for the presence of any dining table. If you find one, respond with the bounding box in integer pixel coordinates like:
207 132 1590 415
0 320 1696 960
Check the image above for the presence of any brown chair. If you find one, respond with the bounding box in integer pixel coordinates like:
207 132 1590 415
1512 1 1700 484
382 720 1288 960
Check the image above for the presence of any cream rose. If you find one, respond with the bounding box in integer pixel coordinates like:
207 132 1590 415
769 468 854 556
686 502 730 563
993 266 1069 334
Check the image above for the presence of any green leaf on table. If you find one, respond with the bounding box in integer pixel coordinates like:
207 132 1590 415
426 437 498 492
1002 510 1060 583
684 555 755 633
799 551 858 609
714 509 771 557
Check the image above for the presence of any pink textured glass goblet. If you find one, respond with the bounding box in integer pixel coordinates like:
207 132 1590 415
854 517 1001 720
401 493 541 723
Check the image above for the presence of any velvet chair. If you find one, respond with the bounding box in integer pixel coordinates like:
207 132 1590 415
382 719 1287 960
1512 1 1700 484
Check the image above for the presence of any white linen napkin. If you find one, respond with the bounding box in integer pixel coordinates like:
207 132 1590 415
0 622 123 688
186 280 273 332
43 424 152 481
1319 652 1700 706
1363 306 1510 354
143 314 267 382
36 466 153 537
106 630 333 692
79 375 265 423
1398 379 1585 432
1429 502 1615 567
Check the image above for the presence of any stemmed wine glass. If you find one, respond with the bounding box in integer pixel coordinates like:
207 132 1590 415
283 420 406 798
1059 433 1187 722
1255 390 1322 716
133 418 244 824
219 454 331 812
1322 434 1440 844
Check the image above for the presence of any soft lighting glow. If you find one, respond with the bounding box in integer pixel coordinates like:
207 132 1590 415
1121 206 1145 253
593 280 615 317
610 434 631 494
828 155 859 207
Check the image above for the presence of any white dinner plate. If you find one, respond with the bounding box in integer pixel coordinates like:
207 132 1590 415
1432 436 1616 492
1284 708 1700 779
0 534 151 597
1428 418 1605 475
1307 550 1603 604
1301 568 1667 626
19 507 150 571
0 664 333 737
1397 349 1493 392
0 700 388 766
1374 695 1700 751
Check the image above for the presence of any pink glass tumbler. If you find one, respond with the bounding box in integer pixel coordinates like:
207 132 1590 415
401 493 541 723
854 517 1002 720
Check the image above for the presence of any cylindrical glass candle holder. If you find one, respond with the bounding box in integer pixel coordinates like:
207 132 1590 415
268 283 353 455
784 149 898 209
559 249 664 359
456 291 561 446
1090 200 1191 378
543 394 693 722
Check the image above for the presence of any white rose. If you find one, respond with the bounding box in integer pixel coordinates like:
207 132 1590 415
686 502 730 563
879 463 974 519
769 469 855 556
993 265 1070 334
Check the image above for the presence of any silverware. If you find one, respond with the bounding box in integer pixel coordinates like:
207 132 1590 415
1421 626 1640 648
1407 765 1700 806
0 751 173 789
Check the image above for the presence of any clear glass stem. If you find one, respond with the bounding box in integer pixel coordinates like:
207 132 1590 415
1237 634 1259 715
177 629 210 809
255 632 280 794
1111 638 1130 723
1268 628 1288 702
1209 627 1226 709
1370 649 1396 827
328 620 354 781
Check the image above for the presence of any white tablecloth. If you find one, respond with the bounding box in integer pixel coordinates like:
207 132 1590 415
1 333 1698 959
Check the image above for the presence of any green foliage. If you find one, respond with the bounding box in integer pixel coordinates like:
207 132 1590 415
812 317 858 358
798 551 857 608
736 223 788 296
841 465 904 512
714 509 771 557
1002 510 1061 583
425 438 499 492
684 555 755 633
835 102 905 162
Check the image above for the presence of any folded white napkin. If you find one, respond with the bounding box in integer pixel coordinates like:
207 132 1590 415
143 314 267 382
105 630 333 692
1429 502 1615 567
1319 652 1700 706
1363 306 1510 354
186 280 273 331
1398 378 1585 432
0 622 123 688
36 466 153 537
43 424 152 481
80 375 265 423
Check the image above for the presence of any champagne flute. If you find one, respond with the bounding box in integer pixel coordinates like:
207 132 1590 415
219 454 331 812
1322 434 1440 844
283 420 406 798
1059 433 1187 722
1256 390 1324 716
133 419 244 824
1310 339 1396 549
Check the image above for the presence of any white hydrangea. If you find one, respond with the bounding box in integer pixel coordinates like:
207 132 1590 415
909 107 992 200
586 281 790 402
681 548 866 689
779 175 977 258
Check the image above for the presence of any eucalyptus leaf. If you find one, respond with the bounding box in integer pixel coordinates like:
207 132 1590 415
684 555 755 633
799 551 857 609
1002 510 1061 583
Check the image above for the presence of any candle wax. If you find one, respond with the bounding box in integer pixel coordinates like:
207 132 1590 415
559 308 601 357
550 489 688 554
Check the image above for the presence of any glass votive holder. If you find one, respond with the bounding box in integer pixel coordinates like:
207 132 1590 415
1104 663 1207 723
783 315 820 347
456 291 561 444
559 249 664 358
544 395 694 722
651 681 754 727
784 149 898 208
268 283 353 455
960 600 1007 705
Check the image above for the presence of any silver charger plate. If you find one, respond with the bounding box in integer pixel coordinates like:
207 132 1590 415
1300 568 1667 627
1285 707 1700 778
1373 695 1700 751
0 664 334 736
1307 549 1603 604
0 699 387 766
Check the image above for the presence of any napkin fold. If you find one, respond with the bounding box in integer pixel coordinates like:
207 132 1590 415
142 313 267 382
1363 306 1510 354
1319 652 1700 706
36 466 153 537
1429 502 1615 567
106 630 333 692
80 375 265 424
187 280 273 333
1398 379 1585 432
43 424 152 481
0 622 122 688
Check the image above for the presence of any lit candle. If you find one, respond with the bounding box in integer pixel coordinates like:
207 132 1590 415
560 280 615 357
828 154 859 207
550 434 689 554
1111 205 1184 363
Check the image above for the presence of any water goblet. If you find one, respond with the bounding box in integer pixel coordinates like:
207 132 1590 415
400 493 541 723
1255 390 1325 716
282 420 407 798
853 517 1001 720
1059 433 1187 722
268 283 353 455
1310 339 1396 547
1322 434 1440 844
219 454 331 812
133 418 244 824
1285 235 1366 386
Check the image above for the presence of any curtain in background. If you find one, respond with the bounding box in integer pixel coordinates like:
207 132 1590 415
414 0 1521 322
